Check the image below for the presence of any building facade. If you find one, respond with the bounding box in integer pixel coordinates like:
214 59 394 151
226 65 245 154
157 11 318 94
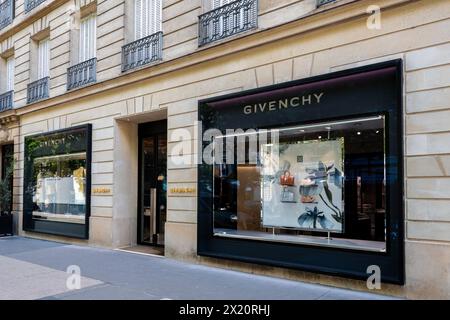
0 0 449 299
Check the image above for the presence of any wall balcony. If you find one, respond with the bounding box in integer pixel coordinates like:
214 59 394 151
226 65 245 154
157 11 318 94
0 0 14 30
27 77 49 104
0 90 13 112
67 58 97 91
198 0 258 47
122 31 163 72
25 0 47 13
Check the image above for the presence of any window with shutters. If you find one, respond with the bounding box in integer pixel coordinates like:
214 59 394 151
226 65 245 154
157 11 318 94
38 38 50 79
6 56 14 92
0 55 14 111
79 14 96 63
121 0 163 72
212 0 232 9
199 0 258 46
134 0 162 40
27 38 50 104
67 13 97 90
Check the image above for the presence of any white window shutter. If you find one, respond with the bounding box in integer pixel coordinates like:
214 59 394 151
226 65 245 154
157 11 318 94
6 57 14 92
79 18 86 62
38 38 50 79
213 0 221 9
79 15 96 62
142 0 149 38
213 0 231 9
148 0 154 35
91 15 97 59
136 0 162 40
155 0 162 33
135 0 143 40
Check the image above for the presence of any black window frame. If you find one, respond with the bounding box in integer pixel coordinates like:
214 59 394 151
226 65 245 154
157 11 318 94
22 124 92 239
198 59 404 285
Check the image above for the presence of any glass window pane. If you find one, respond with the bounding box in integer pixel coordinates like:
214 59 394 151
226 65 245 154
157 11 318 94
23 126 91 238
32 153 87 224
212 116 387 252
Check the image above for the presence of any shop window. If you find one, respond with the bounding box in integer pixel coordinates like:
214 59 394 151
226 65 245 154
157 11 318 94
213 116 387 252
198 60 404 284
23 125 92 239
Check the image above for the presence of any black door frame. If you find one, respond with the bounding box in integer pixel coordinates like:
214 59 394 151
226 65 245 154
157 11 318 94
1 143 14 213
137 120 167 246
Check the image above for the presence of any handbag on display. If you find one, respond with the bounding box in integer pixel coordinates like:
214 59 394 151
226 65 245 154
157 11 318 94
281 188 296 203
280 171 295 186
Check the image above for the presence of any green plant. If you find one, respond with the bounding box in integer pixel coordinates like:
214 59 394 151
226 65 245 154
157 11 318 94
0 160 14 215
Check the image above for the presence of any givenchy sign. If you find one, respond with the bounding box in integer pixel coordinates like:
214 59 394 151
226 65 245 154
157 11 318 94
243 92 324 115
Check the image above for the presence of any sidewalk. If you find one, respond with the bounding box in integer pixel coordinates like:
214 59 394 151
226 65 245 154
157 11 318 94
0 237 395 300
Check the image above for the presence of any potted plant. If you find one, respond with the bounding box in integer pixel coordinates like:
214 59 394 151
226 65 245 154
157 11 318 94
0 161 14 237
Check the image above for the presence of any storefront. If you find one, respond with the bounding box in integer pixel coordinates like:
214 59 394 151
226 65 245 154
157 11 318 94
22 125 92 239
198 60 404 284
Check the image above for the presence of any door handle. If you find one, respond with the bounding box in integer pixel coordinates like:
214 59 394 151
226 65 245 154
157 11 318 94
150 188 157 235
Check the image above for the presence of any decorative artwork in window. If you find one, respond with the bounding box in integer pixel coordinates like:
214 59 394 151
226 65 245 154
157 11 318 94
211 116 386 251
261 138 344 233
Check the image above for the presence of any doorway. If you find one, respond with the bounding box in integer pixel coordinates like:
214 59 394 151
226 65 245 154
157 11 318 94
138 120 167 247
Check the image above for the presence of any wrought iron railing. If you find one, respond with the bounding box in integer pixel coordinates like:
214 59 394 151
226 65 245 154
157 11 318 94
25 0 46 13
199 0 258 47
317 0 336 6
27 77 49 104
122 31 163 72
0 0 14 30
0 90 13 112
67 58 97 91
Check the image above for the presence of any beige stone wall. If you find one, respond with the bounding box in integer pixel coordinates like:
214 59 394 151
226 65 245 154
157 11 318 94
2 0 450 299
1 0 347 109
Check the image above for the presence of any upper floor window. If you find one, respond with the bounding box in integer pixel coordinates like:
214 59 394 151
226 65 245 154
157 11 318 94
0 55 14 111
135 0 162 40
0 0 14 31
213 0 232 9
6 56 14 92
199 0 258 46
25 0 47 13
38 38 50 79
79 14 96 63
27 37 50 104
121 0 163 72
67 13 97 91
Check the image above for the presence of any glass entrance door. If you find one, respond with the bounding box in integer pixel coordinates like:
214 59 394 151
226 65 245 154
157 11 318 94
139 122 167 246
